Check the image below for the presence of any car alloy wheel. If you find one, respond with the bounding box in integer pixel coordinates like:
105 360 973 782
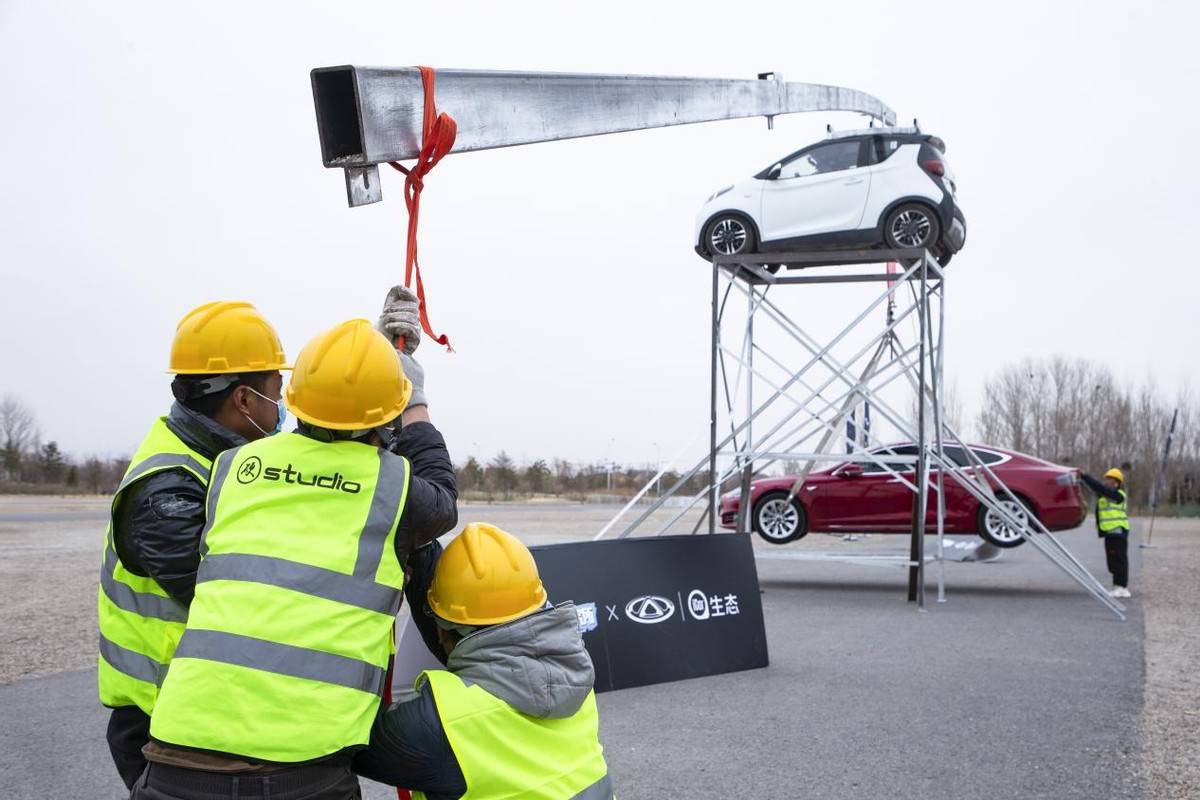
983 499 1029 546
889 209 933 248
757 498 800 541
709 217 748 255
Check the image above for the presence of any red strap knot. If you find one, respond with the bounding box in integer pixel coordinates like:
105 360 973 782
387 65 457 352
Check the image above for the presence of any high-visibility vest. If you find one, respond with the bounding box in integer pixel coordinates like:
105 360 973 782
413 670 613 800
1097 489 1129 534
149 432 410 763
98 418 212 714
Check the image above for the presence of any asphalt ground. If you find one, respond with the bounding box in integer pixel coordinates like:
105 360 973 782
2 497 1192 799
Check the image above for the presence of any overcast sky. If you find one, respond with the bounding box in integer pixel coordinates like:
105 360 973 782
1 0 1196 470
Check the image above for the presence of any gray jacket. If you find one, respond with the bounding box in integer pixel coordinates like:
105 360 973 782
353 544 595 799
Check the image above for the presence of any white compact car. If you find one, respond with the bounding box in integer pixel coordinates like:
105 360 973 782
695 127 966 265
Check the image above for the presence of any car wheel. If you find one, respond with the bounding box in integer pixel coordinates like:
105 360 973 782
883 203 941 252
704 214 757 259
752 491 808 544
976 495 1034 549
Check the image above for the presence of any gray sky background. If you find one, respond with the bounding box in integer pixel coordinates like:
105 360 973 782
1 0 1196 469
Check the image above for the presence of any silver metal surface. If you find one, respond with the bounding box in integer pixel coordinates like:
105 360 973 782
311 66 896 205
344 165 382 206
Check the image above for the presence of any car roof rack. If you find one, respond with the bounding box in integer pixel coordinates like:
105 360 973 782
825 126 946 153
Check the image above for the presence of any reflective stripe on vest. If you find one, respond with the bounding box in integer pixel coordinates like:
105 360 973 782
97 418 211 713
413 670 612 800
149 433 410 763
1097 489 1129 533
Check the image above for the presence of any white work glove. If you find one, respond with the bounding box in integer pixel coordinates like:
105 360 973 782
377 285 421 355
399 351 427 409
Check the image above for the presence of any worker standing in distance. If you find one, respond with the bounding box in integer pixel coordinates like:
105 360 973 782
135 309 457 800
354 523 614 800
1079 467 1132 598
98 301 291 790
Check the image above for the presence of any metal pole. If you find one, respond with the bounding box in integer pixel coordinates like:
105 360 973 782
709 262 720 535
933 275 948 603
736 284 755 534
908 255 929 607
1143 407 1178 549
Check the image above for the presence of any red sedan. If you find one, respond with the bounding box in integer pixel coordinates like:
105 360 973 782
719 443 1087 548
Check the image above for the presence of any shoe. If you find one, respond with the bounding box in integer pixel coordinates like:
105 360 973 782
1110 587 1131 599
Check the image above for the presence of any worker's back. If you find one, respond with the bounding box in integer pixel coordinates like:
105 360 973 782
413 602 611 800
150 430 410 762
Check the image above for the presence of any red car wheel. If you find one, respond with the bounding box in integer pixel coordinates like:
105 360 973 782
752 491 808 545
976 495 1035 549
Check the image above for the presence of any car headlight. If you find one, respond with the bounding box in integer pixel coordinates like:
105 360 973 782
707 185 734 203
721 488 741 500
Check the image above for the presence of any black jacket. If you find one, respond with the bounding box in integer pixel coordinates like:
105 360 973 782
111 403 245 604
1079 472 1123 503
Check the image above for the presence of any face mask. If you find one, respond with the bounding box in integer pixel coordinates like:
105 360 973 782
244 386 286 436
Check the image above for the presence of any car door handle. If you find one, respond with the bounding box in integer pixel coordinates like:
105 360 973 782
843 178 865 185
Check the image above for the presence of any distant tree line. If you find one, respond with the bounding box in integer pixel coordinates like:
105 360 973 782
0 394 129 494
977 357 1198 512
454 451 712 502
6 359 1199 514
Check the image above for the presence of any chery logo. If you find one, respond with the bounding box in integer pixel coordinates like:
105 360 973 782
624 595 675 624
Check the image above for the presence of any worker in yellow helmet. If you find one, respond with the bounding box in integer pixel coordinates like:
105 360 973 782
353 523 614 800
98 301 292 789
1078 466 1132 598
139 300 458 800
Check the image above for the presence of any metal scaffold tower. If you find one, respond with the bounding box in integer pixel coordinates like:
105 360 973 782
600 249 1125 618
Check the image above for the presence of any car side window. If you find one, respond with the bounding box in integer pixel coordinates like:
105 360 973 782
780 140 862 179
970 448 1005 465
873 137 901 163
861 444 918 473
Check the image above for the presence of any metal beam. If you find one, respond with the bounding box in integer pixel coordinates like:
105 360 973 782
311 66 897 206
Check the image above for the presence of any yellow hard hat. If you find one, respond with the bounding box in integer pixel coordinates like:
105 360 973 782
1104 468 1125 484
169 301 290 374
284 319 412 431
428 523 548 626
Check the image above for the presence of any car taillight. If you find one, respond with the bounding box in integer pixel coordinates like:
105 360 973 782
921 159 945 177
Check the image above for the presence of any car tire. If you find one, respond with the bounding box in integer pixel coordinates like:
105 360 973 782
703 214 757 259
883 203 941 252
752 491 808 545
976 494 1035 549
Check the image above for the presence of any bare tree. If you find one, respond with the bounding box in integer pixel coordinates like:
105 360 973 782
83 456 107 493
488 451 517 499
977 357 1200 509
524 459 551 494
0 394 39 480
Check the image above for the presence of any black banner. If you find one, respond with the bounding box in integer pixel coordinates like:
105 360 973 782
531 533 769 692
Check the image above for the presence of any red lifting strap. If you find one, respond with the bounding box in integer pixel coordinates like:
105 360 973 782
388 65 457 352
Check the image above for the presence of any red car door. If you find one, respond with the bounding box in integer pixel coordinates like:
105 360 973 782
806 446 920 532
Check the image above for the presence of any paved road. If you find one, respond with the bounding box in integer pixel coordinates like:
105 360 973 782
0 523 1142 799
